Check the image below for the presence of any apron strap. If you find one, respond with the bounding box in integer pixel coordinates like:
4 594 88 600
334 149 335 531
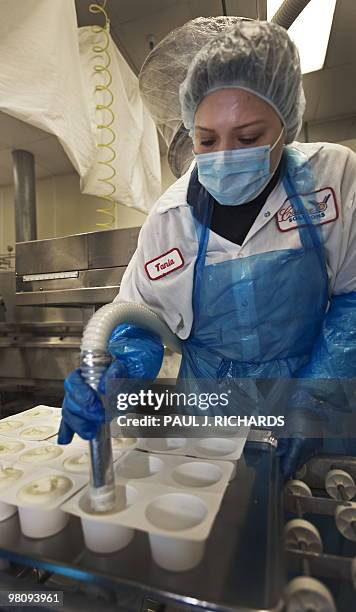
187 165 214 328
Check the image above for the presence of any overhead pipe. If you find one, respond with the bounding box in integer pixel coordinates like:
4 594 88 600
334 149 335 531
12 150 37 242
271 0 312 29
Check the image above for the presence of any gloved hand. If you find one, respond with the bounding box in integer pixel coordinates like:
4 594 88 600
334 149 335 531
277 436 323 480
58 324 164 444
276 408 324 480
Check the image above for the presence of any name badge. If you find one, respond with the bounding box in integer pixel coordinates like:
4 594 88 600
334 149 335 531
145 248 184 280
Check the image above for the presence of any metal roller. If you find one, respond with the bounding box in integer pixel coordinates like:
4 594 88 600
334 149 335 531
325 468 356 501
335 503 356 542
285 479 312 498
285 576 337 612
285 518 323 554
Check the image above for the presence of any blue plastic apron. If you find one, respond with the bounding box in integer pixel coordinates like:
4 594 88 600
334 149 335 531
178 148 330 419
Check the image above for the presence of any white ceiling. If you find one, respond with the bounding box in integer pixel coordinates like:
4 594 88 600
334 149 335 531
302 0 356 122
75 0 356 127
0 0 355 187
75 0 259 73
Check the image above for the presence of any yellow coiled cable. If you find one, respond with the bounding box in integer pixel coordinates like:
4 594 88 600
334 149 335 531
89 1 117 228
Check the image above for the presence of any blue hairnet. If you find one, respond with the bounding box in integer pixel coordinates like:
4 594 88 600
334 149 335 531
179 20 305 144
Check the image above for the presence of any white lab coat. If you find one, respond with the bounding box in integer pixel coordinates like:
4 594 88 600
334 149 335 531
116 142 356 339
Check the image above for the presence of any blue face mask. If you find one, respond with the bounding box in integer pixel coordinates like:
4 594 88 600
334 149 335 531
195 128 284 206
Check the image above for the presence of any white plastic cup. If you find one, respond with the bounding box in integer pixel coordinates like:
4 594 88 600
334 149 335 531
19 425 56 441
115 452 163 479
78 484 138 554
111 436 137 450
194 438 238 457
18 506 69 538
146 492 208 571
171 462 223 488
145 438 187 453
0 501 17 521
81 519 134 553
21 407 53 420
149 533 205 571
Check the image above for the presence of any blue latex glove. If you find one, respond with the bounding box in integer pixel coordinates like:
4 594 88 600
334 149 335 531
58 324 164 444
108 323 164 379
58 361 125 444
279 292 356 476
290 292 356 414
277 436 323 480
277 408 324 480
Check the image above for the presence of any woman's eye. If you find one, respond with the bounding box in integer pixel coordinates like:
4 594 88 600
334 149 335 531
200 140 215 146
239 137 258 145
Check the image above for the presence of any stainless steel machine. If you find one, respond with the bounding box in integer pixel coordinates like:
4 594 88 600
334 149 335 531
0 227 140 411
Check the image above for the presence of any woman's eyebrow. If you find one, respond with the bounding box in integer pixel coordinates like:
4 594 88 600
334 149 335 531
195 119 267 132
195 126 215 132
235 120 267 129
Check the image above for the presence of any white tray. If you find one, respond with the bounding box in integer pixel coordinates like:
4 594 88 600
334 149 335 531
113 449 233 493
62 451 232 542
136 431 248 462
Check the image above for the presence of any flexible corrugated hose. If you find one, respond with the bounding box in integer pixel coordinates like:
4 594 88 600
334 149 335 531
81 302 181 512
271 0 312 29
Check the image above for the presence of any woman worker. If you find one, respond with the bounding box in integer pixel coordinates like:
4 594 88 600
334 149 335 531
59 20 356 478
